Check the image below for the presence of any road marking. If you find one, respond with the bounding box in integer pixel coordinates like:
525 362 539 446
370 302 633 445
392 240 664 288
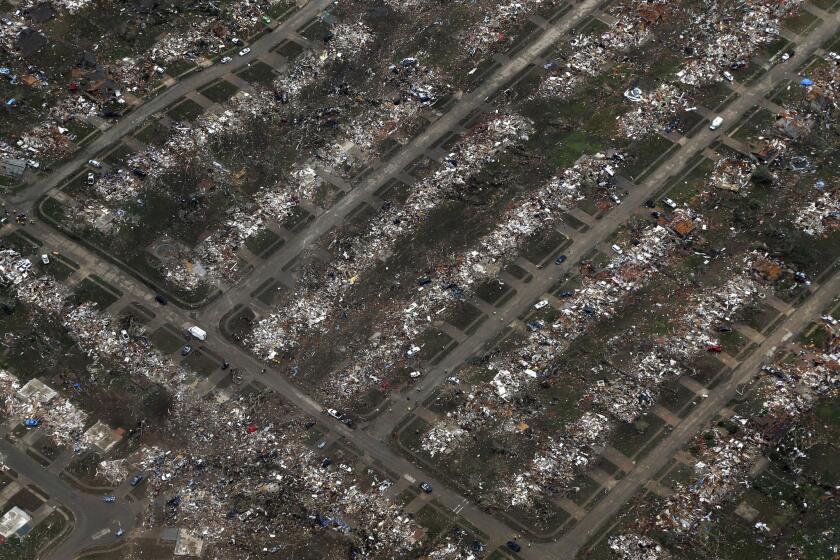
453 498 468 514
403 473 416 484
91 528 110 540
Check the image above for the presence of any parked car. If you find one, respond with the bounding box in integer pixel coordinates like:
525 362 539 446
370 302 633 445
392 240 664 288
40 254 49 265
131 167 147 178
420 482 433 493
181 345 192 356
130 474 145 486
88 159 102 168
154 294 167 305
706 344 723 353
103 495 116 503
507 540 522 552
86 172 96 185
709 116 724 130
239 47 251 56
220 56 232 64
327 408 342 419
24 418 39 427
554 254 567 265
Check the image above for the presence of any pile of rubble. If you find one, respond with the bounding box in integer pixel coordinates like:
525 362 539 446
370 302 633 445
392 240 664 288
20 0 93 14
676 0 804 87
0 370 87 447
275 22 375 98
585 263 763 424
0 249 187 387
465 0 549 55
807 56 840 106
133 392 420 556
794 190 840 237
537 0 667 98
608 533 670 560
708 157 753 193
480 247 774 508
618 84 690 139
64 303 188 385
249 114 534 365
327 152 618 403
651 338 838 540
422 219 687 460
657 422 765 534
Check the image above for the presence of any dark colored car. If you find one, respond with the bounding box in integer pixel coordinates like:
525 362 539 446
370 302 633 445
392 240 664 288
130 474 145 486
420 482 433 493
554 254 567 265
507 540 521 552
155 294 167 305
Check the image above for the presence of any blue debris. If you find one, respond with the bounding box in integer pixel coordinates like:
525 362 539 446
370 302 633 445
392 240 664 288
800 78 813 86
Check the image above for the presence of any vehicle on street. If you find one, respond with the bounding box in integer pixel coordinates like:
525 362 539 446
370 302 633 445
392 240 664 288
327 408 342 419
155 294 167 305
189 326 207 341
87 172 96 185
239 47 251 56
24 418 39 427
88 159 102 168
554 254 567 265
40 254 49 265
130 474 145 486
103 495 116 503
420 482 433 493
507 541 522 552
181 345 192 356
220 56 232 64
709 116 724 130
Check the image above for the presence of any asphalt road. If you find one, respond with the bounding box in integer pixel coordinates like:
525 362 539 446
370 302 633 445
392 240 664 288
0 440 141 560
542 263 840 559
9 0 333 209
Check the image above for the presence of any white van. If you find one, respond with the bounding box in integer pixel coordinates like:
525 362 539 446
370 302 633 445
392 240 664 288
188 326 207 341
709 116 724 130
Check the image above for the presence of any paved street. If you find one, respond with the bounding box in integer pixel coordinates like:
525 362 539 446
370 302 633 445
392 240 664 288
0 440 142 560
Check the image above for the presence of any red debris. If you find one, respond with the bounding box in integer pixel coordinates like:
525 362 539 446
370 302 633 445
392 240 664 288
246 423 258 433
